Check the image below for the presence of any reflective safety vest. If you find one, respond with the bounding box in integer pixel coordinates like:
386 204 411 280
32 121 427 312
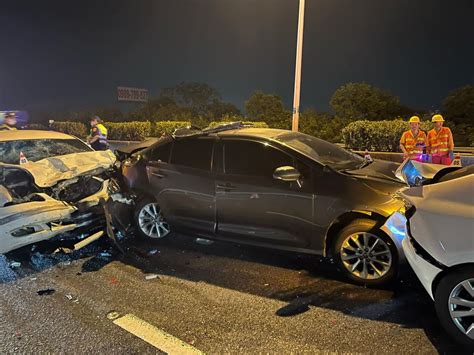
400 130 427 157
0 124 16 131
91 123 108 145
428 127 452 156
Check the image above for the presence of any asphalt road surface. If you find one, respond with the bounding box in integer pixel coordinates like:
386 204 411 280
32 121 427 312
0 234 470 353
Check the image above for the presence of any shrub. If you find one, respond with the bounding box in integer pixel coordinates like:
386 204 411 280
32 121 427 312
208 121 269 128
27 123 48 130
51 121 88 138
151 121 192 137
299 111 346 143
342 120 432 151
452 123 474 147
105 121 152 141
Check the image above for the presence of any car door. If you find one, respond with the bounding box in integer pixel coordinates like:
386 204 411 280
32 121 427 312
215 139 315 248
146 137 216 236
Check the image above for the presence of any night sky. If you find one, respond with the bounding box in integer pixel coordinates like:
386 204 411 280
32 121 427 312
1 0 473 116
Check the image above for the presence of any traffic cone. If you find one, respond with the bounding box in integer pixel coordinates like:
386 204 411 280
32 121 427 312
19 151 28 165
451 154 462 167
364 150 373 162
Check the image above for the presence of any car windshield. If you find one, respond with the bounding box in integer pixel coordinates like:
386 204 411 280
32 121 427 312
275 132 364 170
0 139 92 164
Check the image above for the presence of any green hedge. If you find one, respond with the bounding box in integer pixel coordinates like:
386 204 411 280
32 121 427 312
208 121 269 128
452 123 474 147
151 121 192 137
342 120 432 151
50 120 192 141
105 121 151 141
27 123 48 130
51 122 88 138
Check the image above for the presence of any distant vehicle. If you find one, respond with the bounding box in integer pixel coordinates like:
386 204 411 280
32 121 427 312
401 166 474 347
0 130 118 254
121 123 407 286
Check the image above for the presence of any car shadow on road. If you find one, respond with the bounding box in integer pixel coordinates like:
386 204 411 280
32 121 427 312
116 233 467 353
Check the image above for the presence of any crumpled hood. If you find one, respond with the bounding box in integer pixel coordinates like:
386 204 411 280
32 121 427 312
402 174 474 267
395 159 450 186
342 160 404 188
20 150 116 187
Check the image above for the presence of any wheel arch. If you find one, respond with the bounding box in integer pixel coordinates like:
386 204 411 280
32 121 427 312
323 210 387 257
431 263 474 297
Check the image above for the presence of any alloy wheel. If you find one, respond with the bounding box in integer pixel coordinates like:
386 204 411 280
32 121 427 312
138 202 170 239
448 278 474 340
340 232 392 280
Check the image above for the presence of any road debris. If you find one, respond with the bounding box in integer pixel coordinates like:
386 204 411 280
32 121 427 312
145 274 159 280
37 288 55 296
107 311 120 320
0 255 17 282
9 261 21 269
100 252 113 258
148 249 160 255
195 238 214 246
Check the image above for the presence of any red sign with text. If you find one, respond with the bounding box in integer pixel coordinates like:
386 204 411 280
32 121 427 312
117 87 148 102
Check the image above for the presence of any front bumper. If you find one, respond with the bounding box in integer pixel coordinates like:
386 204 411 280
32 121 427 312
402 237 442 299
0 179 112 254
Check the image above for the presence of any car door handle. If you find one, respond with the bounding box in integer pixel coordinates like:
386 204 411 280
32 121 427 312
151 172 165 179
216 183 237 190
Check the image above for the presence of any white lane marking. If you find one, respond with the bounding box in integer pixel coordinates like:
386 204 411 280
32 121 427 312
113 313 204 354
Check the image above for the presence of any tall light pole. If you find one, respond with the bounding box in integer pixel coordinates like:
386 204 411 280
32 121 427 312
292 0 306 132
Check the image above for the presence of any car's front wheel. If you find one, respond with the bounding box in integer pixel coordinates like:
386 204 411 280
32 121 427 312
334 219 398 286
434 266 474 347
134 198 171 240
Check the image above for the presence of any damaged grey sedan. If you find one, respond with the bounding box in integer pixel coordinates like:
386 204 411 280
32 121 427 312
0 130 122 254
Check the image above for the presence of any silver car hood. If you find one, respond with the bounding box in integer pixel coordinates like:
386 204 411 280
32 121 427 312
395 159 451 186
401 174 474 267
19 150 116 187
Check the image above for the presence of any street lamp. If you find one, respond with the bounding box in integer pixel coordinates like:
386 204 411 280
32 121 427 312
292 0 306 132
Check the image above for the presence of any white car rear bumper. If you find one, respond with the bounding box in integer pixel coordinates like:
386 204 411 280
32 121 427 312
402 237 442 299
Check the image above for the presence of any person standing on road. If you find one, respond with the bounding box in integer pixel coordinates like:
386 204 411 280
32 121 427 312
87 116 109 150
0 112 17 130
427 114 454 165
399 116 427 161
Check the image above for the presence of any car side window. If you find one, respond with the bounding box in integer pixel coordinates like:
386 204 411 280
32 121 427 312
144 142 172 163
170 138 214 171
224 140 293 177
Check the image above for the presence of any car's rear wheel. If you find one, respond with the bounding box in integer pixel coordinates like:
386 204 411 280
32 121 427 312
334 219 398 286
434 267 474 347
134 198 170 240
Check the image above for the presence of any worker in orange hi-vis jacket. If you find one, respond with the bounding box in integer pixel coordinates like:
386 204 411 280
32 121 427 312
399 116 427 161
427 114 455 165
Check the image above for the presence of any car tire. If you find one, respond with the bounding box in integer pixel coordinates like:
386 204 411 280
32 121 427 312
434 266 474 348
134 197 171 240
333 218 398 286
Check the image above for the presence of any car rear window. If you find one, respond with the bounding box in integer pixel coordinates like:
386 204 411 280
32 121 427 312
0 139 92 164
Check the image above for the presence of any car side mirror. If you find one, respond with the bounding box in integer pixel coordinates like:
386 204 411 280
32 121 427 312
273 166 301 182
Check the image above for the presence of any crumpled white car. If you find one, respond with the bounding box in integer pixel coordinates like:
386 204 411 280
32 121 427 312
400 165 474 347
0 130 118 254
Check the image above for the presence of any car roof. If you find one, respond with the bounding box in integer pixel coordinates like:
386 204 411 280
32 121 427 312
215 127 291 139
0 129 75 141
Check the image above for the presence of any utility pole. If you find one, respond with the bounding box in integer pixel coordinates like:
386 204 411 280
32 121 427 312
292 0 306 132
